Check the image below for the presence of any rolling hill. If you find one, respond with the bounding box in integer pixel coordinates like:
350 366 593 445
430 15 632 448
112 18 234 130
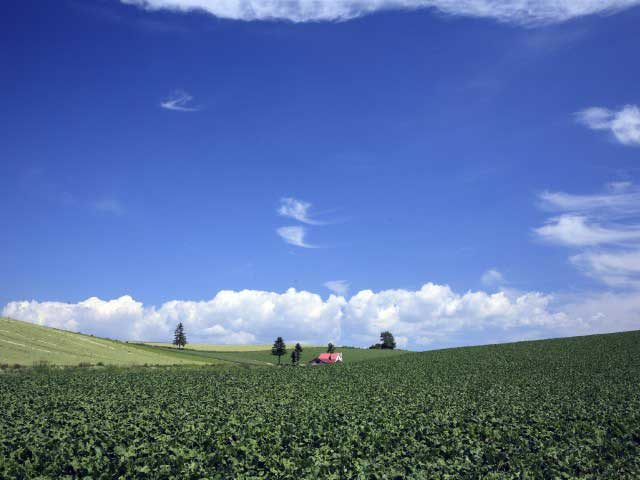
146 342 273 352
0 317 227 366
0 317 406 367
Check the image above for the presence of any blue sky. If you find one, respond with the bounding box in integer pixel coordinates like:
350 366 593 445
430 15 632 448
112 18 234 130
2 1 640 348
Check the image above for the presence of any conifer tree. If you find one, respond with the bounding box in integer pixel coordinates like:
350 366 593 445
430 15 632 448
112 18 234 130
293 343 302 365
173 323 187 349
271 337 286 365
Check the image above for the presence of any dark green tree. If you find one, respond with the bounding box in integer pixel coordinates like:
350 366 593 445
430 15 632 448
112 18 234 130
173 323 187 349
271 337 286 365
380 331 396 350
293 343 303 365
327 342 335 353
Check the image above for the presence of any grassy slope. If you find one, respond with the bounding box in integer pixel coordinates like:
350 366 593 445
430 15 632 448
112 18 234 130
0 318 227 366
145 342 272 352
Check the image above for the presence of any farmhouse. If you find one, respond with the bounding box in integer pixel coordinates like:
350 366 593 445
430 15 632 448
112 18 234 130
309 352 343 365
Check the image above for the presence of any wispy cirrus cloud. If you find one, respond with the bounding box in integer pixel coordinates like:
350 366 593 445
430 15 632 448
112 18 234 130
276 226 315 248
535 215 640 247
534 182 640 287
278 197 325 225
539 182 640 215
121 0 640 25
160 90 199 112
576 105 640 147
571 250 640 288
276 197 331 248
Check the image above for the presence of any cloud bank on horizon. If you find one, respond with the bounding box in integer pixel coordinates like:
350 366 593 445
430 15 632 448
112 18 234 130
4 282 640 349
121 0 640 24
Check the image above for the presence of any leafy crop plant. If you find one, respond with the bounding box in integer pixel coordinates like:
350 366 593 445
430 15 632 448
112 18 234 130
1 330 639 478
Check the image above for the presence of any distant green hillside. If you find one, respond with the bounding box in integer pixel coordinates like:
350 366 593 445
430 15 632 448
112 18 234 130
0 317 405 367
0 317 228 367
146 342 272 352
190 345 406 365
147 342 407 365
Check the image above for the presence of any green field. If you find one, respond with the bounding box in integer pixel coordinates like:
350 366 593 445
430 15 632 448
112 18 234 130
1 330 639 478
0 317 228 366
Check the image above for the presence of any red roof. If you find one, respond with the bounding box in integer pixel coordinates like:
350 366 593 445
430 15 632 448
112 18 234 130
316 353 342 363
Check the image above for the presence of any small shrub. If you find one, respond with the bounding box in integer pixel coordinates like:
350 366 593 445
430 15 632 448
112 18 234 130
78 362 93 368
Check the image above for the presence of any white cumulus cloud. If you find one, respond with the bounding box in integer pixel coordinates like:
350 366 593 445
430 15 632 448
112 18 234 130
343 284 571 347
576 105 640 146
3 289 344 346
121 0 640 25
1 295 146 340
